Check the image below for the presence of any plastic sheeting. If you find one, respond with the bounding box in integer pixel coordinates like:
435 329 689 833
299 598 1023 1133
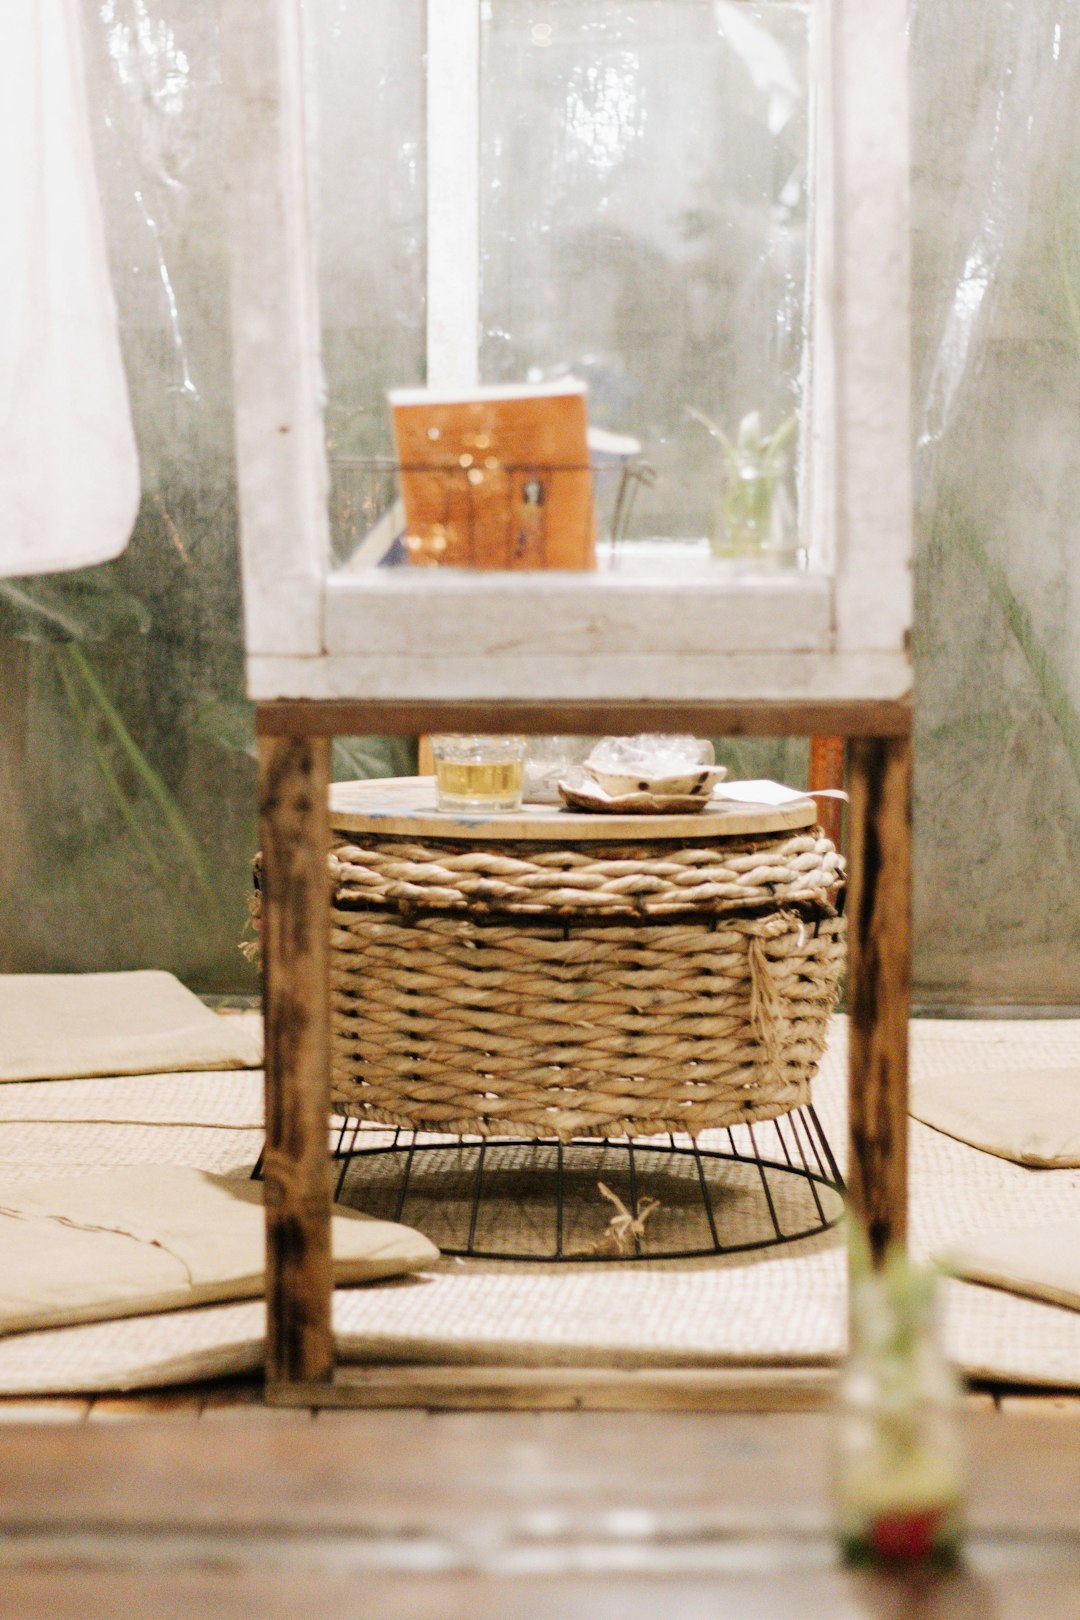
0 0 139 578
318 2 809 564
910 0 1080 1005
1 0 1079 1003
477 1 809 544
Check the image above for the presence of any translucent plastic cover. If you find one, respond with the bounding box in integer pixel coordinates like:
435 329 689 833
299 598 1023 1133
1 0 1079 1005
910 0 1080 1005
319 1 810 572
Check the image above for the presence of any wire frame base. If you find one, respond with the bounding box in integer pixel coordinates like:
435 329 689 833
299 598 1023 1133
317 1106 844 1263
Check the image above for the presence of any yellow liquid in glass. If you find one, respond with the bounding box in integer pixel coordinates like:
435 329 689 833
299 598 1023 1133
434 758 524 811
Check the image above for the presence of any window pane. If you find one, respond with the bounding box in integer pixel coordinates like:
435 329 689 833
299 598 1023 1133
479 0 810 552
305 0 426 564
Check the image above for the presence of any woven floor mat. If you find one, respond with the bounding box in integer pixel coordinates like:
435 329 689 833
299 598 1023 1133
0 1070 264 1129
0 1122 262 1179
0 1017 1078 1392
327 1024 1080 1382
0 1303 267 1393
0 975 262 1082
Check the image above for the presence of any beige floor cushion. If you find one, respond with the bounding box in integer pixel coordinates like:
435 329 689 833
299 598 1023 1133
0 1167 438 1336
910 1064 1080 1167
0 972 262 1081
944 1222 1080 1312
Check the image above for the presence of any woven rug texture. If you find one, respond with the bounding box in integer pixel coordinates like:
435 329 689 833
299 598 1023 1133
0 1016 1077 1392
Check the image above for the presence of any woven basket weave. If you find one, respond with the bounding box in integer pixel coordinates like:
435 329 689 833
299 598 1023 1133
320 827 845 1140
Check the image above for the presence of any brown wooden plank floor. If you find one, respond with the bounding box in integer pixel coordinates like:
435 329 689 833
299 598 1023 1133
4 1568 1080 1620
0 1401 1076 1617
0 1377 1072 1422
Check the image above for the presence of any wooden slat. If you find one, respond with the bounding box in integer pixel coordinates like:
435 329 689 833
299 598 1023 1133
846 734 912 1262
246 651 915 708
4 1568 1080 1620
220 0 328 655
0 1398 89 1424
0 644 29 971
86 1393 204 1423
0 1411 1077 1551
808 735 845 846
829 0 913 658
269 1365 838 1413
322 570 833 659
201 1403 316 1424
1000 1395 1080 1418
256 697 915 740
258 733 334 1388
426 0 480 388
327 774 817 841
964 1391 999 1411
0 1410 842 1530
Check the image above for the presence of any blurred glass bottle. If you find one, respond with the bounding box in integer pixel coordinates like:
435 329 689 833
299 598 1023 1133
835 1239 965 1570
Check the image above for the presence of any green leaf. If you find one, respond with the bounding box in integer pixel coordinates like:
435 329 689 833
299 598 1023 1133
938 495 1080 794
686 405 736 460
191 694 258 761
332 735 418 780
762 413 798 466
56 645 223 917
688 406 796 477
737 411 764 452
0 572 150 644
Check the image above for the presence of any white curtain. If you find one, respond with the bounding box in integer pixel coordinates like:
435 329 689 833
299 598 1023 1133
0 0 139 578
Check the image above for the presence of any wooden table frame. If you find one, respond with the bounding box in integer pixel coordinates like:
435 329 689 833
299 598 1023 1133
219 0 917 1410
257 696 911 1407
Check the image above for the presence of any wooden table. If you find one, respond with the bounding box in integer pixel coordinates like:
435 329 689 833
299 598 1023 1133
0 1405 1074 1617
256 697 911 1406
327 771 822 840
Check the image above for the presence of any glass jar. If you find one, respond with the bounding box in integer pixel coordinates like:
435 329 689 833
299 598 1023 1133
522 736 593 804
693 408 798 567
712 458 796 566
835 1264 965 1569
430 734 527 813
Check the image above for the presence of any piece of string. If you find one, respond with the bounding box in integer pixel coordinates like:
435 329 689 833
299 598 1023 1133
572 1180 661 1258
748 929 786 1078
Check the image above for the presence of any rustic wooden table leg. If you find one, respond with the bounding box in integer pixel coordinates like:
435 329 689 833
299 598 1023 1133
258 727 334 1389
846 731 912 1264
0 643 29 971
809 735 846 849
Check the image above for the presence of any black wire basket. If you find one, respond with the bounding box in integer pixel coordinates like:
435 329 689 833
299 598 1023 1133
322 1110 844 1263
252 1107 844 1264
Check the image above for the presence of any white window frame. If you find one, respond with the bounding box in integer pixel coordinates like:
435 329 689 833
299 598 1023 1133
224 0 912 709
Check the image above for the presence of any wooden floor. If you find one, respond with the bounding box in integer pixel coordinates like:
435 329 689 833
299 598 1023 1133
0 1387 1077 1617
2 1374 1077 1422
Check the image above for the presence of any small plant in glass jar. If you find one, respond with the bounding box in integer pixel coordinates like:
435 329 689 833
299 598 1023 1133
835 1229 965 1570
689 407 797 566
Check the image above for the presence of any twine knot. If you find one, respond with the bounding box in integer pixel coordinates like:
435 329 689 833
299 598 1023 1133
584 1180 661 1257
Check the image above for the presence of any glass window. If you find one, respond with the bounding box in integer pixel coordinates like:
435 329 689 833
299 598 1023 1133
315 1 811 571
479 2 810 549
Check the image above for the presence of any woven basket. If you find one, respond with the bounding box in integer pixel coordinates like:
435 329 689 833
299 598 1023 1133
320 826 845 1140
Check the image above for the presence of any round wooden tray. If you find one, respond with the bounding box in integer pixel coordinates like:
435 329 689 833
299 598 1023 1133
328 776 817 842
